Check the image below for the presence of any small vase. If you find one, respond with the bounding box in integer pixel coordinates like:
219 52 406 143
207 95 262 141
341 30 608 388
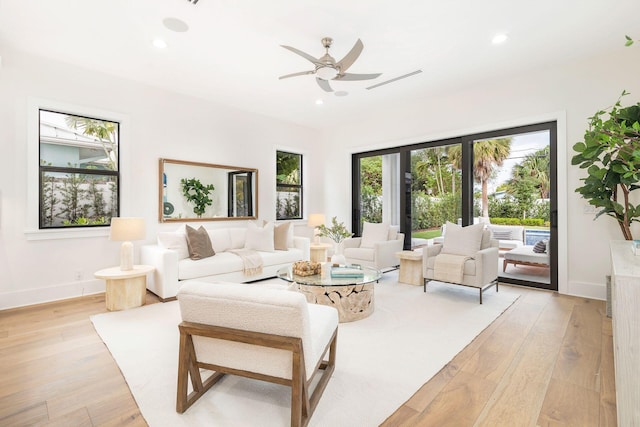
331 241 346 265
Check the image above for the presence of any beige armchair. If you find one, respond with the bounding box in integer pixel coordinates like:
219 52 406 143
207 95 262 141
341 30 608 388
422 222 499 304
343 222 404 271
176 281 339 426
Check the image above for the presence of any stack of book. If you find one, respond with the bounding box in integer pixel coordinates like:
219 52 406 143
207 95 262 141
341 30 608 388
330 266 364 278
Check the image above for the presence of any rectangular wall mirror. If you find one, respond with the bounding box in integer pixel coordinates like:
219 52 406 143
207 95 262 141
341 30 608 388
159 158 258 222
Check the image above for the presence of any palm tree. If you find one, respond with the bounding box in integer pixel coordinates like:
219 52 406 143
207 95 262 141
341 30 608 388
519 146 550 199
448 138 512 218
64 116 118 170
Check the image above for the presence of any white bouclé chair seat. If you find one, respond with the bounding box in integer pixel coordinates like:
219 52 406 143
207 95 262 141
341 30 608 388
178 281 338 380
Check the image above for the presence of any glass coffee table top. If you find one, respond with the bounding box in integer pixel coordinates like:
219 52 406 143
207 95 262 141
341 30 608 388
277 264 382 286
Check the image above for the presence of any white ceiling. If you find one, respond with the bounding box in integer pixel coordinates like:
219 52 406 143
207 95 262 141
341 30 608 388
1 0 638 130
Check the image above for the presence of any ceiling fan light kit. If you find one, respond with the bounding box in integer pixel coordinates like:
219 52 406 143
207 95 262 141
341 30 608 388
280 37 381 92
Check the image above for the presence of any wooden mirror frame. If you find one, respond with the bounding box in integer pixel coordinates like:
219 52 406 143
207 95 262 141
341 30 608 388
158 158 258 222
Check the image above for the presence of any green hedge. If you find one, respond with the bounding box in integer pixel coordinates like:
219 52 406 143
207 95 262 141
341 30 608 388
490 217 545 226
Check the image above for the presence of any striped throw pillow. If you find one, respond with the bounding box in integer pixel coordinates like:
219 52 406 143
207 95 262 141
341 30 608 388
533 239 548 253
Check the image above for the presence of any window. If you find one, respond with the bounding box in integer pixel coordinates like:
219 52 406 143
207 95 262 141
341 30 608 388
276 150 302 220
39 110 120 229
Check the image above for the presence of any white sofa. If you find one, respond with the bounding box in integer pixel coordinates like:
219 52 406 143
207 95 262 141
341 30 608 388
141 225 310 300
486 224 524 250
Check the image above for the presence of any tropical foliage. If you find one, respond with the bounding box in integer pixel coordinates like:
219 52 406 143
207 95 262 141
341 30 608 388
572 91 640 240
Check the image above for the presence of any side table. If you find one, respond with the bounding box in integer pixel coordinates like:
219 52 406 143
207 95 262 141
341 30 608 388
395 250 424 286
309 243 332 263
95 265 155 311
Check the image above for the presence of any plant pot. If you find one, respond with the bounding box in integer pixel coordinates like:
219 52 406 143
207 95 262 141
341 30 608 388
331 241 346 265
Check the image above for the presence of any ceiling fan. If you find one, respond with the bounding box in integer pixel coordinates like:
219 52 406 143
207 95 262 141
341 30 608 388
279 37 381 92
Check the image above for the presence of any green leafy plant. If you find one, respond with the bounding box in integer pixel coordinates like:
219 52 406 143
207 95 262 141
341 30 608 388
317 216 353 243
572 91 640 240
625 35 638 47
180 178 215 217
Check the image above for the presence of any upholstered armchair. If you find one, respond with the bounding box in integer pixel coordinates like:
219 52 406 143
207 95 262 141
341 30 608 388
343 222 404 271
176 281 339 427
422 222 499 304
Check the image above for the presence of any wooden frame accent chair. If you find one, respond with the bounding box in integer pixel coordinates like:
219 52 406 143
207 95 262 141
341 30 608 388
176 281 339 427
422 222 499 304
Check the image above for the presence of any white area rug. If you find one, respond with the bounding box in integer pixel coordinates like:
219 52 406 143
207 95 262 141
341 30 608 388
91 273 519 427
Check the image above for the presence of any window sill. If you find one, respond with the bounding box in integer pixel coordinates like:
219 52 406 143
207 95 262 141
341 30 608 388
25 227 109 241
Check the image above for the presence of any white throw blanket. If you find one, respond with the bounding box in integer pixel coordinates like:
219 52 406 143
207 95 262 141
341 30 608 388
229 249 263 275
434 253 471 283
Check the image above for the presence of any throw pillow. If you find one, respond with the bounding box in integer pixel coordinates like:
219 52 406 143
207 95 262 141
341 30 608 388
274 222 293 250
245 221 275 252
442 222 485 257
207 229 232 253
157 231 190 260
533 239 548 253
491 228 513 240
360 222 390 248
185 225 216 260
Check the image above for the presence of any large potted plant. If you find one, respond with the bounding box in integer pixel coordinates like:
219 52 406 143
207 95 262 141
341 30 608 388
572 91 640 240
181 178 215 218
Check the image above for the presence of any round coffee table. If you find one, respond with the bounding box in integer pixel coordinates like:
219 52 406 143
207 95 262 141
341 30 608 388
277 264 382 322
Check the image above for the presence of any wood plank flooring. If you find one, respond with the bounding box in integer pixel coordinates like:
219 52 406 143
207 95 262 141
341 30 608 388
0 285 615 426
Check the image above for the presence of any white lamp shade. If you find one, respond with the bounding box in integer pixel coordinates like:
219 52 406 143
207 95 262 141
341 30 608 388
308 214 326 228
109 217 146 241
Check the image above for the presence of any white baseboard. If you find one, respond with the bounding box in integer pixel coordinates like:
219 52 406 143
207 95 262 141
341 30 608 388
0 279 104 310
566 280 606 301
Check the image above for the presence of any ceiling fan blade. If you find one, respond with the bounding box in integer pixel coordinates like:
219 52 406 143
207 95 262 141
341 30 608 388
280 45 323 66
336 72 382 81
336 39 364 72
279 70 315 80
316 77 333 92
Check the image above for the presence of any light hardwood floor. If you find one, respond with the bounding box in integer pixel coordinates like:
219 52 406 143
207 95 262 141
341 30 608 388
0 285 615 426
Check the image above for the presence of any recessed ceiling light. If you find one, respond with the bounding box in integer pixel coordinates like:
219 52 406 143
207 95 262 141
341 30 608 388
163 17 189 33
492 33 508 44
153 39 168 49
315 99 324 105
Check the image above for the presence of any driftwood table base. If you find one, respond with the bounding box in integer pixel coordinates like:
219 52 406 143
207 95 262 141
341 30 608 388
297 283 375 322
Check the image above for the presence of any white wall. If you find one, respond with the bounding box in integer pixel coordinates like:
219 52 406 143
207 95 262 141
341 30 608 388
0 46 321 309
320 47 640 300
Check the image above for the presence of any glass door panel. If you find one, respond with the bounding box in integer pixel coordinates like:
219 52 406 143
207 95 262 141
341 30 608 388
472 131 551 286
410 143 462 248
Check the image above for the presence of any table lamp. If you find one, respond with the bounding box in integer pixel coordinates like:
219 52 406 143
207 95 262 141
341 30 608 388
308 214 325 245
109 217 146 271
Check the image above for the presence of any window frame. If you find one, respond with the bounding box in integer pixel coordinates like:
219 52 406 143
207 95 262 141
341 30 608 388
38 109 120 230
26 98 129 240
276 150 303 220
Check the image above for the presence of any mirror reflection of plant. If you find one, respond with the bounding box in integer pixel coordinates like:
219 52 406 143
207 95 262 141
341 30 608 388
317 216 353 243
181 178 215 217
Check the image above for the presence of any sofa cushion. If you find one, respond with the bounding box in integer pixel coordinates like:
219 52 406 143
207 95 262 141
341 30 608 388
185 225 215 260
229 228 247 249
157 231 189 260
274 222 293 250
343 247 375 262
207 229 232 253
361 222 390 248
442 222 484 257
245 221 275 252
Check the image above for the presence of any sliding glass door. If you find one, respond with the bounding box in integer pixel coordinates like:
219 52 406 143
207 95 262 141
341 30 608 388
352 122 557 291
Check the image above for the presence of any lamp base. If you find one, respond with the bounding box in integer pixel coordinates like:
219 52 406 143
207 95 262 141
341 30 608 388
120 241 134 271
